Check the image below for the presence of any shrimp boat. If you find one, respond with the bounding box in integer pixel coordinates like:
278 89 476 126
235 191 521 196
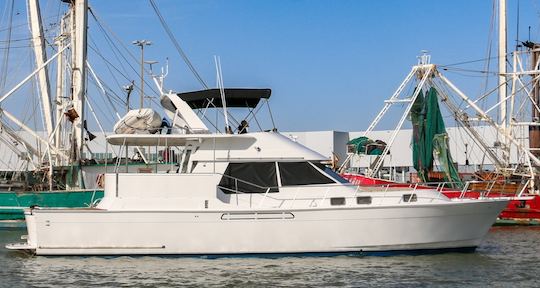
6 86 509 256
0 0 104 222
0 0 166 222
340 0 540 225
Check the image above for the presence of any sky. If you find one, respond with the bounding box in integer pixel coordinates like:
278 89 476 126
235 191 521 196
2 0 540 133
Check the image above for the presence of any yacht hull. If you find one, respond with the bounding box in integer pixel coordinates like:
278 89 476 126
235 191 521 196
14 199 507 255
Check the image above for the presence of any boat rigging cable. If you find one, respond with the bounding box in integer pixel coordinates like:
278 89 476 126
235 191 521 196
148 0 209 89
0 0 14 92
88 8 161 103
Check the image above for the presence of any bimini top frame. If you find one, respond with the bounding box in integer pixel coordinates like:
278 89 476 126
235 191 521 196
177 88 271 109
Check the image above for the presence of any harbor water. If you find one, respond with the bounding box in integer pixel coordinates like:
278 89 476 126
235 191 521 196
0 226 539 287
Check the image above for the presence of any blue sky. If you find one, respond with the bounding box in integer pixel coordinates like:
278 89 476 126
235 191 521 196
3 0 540 132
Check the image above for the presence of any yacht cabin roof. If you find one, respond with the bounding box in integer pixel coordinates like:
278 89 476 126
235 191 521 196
106 132 328 161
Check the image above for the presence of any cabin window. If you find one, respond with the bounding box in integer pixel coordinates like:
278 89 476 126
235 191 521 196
190 161 198 173
278 162 335 186
330 197 346 205
312 163 349 183
356 196 372 204
218 162 279 194
402 194 417 202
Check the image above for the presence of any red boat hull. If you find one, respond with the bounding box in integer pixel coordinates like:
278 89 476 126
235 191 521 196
342 173 540 224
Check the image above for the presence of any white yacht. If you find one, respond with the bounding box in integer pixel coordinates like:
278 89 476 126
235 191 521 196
7 88 508 256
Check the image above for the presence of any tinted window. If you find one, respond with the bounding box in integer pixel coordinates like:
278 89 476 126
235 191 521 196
330 197 346 205
278 162 334 186
403 194 417 202
356 196 372 204
219 162 278 193
313 163 349 183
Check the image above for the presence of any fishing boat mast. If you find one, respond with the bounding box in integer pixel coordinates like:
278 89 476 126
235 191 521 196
498 0 511 166
69 0 88 164
54 13 68 163
27 0 54 140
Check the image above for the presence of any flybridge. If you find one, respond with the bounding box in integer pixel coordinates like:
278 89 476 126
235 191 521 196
159 87 277 136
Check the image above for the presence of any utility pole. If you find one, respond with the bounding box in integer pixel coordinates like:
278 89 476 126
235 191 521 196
132 40 151 109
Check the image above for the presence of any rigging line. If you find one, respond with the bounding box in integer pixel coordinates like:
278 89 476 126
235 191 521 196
88 36 158 112
0 0 14 92
148 0 209 89
87 44 159 100
67 53 129 120
0 37 36 43
87 75 126 108
86 84 123 125
87 9 160 97
433 80 491 166
481 0 497 98
439 56 500 68
87 47 160 114
0 44 37 49
515 0 520 50
442 69 500 78
89 18 131 84
441 66 499 75
87 36 126 97
86 79 117 126
86 31 160 98
468 80 505 108
64 41 129 110
19 51 39 125
54 0 62 34
0 14 62 34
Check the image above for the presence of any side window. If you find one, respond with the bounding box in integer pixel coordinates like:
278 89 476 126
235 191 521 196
356 196 372 204
402 194 417 202
218 162 279 193
278 162 335 186
312 163 349 183
330 197 345 205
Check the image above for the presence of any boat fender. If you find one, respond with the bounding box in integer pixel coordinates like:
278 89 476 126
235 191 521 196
96 174 105 188
29 205 40 214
